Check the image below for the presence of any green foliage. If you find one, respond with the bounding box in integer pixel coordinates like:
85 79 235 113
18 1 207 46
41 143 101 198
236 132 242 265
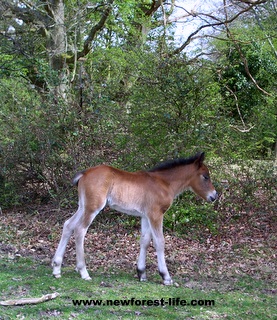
211 15 277 159
0 0 276 231
164 195 219 236
0 76 79 207
125 55 224 166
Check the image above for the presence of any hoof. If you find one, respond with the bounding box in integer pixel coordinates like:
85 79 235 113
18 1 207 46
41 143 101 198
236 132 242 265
53 273 61 279
163 279 173 286
139 278 147 282
75 268 91 280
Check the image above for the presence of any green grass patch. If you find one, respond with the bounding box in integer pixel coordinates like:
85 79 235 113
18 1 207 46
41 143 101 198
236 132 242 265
0 255 276 319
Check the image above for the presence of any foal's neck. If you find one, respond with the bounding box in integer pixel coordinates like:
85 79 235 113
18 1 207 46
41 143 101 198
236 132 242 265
150 164 195 197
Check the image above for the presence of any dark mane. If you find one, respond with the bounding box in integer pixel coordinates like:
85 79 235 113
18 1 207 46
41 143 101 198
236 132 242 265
148 153 201 172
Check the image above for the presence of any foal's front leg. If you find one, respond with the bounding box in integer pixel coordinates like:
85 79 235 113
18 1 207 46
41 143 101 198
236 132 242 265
149 215 173 285
137 217 152 282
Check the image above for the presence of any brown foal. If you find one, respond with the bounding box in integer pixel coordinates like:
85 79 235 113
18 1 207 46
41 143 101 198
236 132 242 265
52 152 217 285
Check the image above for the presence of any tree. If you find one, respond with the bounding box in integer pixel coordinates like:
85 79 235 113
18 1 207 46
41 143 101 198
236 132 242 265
0 0 274 207
0 1 269 98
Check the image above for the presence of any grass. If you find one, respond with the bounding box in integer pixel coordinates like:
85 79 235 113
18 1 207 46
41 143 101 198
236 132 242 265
0 255 276 319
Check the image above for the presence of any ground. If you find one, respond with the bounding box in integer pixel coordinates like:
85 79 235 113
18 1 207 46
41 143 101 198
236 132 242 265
0 204 276 292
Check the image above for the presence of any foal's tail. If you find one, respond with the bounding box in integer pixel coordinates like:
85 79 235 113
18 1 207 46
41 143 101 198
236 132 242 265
72 170 86 186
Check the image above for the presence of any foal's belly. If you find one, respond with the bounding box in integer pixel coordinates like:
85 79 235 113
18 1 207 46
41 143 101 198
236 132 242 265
108 203 144 217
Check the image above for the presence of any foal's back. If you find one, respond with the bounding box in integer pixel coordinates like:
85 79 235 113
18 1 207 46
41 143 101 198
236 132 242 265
77 165 173 217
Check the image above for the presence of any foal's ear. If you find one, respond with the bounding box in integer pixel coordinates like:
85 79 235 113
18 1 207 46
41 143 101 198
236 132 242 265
194 152 205 168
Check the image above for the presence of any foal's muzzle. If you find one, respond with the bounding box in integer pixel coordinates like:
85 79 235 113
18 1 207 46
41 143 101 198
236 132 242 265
207 191 218 202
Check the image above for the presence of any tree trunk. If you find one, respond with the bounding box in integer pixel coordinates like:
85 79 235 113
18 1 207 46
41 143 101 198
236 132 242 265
47 0 68 100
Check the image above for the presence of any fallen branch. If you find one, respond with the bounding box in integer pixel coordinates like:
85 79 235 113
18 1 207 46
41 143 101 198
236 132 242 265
0 292 59 306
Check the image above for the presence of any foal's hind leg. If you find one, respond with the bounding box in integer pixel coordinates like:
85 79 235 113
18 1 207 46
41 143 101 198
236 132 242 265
74 208 100 280
149 214 173 285
52 207 83 278
137 217 152 282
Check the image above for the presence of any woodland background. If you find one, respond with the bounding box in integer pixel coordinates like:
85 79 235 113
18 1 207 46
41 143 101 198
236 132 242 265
0 3 276 319
0 0 276 229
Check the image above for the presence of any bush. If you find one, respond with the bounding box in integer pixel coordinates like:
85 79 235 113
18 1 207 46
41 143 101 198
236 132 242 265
164 194 219 236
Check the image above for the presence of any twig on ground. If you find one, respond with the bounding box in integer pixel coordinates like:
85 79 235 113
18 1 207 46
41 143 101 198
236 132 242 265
0 292 59 306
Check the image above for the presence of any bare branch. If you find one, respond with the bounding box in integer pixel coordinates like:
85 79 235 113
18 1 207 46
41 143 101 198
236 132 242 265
1 0 49 26
143 0 163 17
187 50 219 63
231 38 271 95
71 0 114 61
224 84 247 129
170 1 267 55
161 2 167 28
230 124 256 132
233 0 267 4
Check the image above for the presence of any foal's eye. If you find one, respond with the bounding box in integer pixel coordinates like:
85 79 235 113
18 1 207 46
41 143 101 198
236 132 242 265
203 175 209 181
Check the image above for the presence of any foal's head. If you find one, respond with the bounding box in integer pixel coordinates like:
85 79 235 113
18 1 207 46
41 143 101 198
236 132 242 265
190 153 218 202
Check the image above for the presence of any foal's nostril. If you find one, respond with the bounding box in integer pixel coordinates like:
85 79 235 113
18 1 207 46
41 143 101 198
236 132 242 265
208 192 218 202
